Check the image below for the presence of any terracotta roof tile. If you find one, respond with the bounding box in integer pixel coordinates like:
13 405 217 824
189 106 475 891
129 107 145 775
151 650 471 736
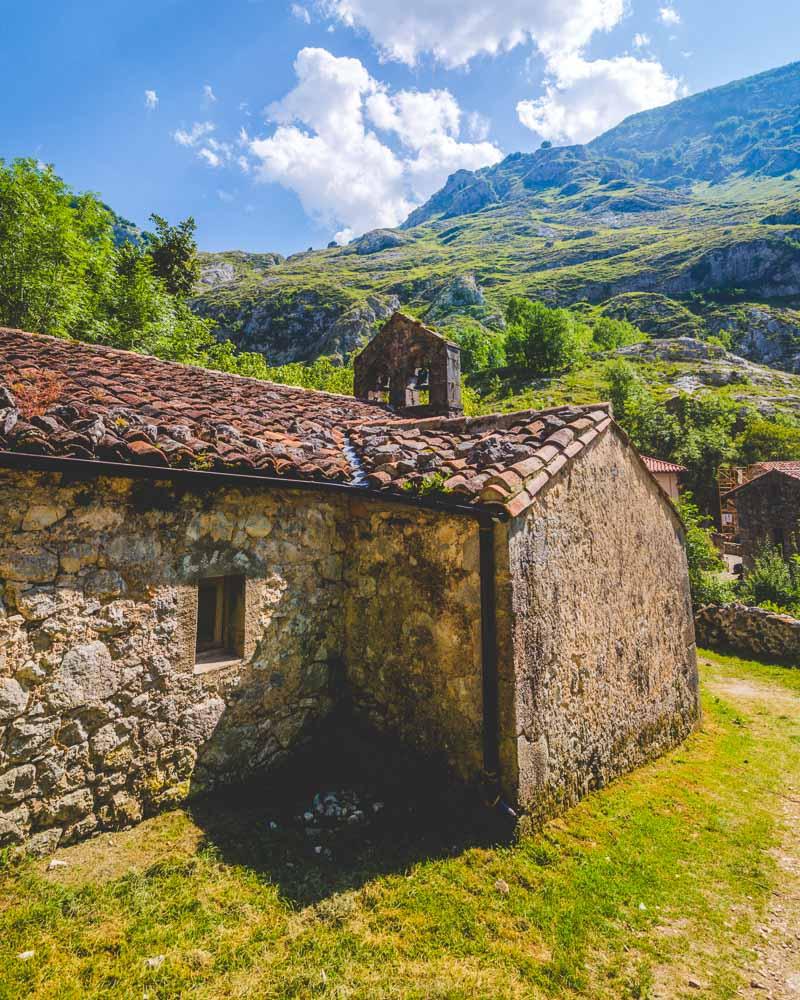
0 327 616 517
642 456 688 474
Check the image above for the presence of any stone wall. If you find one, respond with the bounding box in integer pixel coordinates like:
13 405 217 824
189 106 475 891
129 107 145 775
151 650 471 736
0 470 352 852
0 470 489 853
344 502 484 782
505 430 699 823
695 603 800 665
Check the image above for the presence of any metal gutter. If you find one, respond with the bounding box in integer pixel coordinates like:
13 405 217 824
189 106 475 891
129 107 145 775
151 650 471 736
479 521 501 804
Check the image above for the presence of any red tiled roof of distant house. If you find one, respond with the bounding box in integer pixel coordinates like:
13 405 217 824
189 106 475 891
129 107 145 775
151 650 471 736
751 461 800 481
0 327 614 516
642 456 687 474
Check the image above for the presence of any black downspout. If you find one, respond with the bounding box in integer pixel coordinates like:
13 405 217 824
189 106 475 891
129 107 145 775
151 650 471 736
479 520 501 806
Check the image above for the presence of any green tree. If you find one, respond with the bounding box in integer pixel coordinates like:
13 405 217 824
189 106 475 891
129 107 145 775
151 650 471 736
145 214 201 297
448 320 506 373
590 315 647 351
736 416 800 465
0 158 272 380
505 298 590 374
0 158 114 337
603 359 680 457
668 394 741 512
674 493 733 608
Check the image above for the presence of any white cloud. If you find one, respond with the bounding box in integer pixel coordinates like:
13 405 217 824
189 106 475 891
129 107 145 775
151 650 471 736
198 148 222 167
465 111 491 142
217 189 235 202
203 84 217 105
291 3 311 22
317 0 625 68
144 89 158 110
173 121 215 146
237 155 251 173
249 47 501 238
517 52 680 144
658 5 681 25
632 32 650 49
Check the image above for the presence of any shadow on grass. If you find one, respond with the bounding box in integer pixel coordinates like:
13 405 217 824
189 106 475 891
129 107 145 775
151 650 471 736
188 717 516 907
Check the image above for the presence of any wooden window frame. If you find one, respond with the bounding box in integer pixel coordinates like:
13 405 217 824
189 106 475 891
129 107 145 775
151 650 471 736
195 575 246 670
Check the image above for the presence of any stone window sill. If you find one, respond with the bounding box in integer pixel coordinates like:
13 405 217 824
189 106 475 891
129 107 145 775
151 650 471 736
194 650 243 674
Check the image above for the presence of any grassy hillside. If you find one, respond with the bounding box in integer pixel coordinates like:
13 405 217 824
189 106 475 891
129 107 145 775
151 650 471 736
191 62 800 369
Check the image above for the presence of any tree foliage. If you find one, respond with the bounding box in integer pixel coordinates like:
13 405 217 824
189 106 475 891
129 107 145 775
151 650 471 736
448 319 506 373
673 493 733 608
146 214 201 297
505 298 591 374
738 545 800 613
0 158 269 378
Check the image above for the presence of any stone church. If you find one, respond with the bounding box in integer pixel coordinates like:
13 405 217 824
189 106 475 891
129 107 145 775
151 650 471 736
0 314 698 853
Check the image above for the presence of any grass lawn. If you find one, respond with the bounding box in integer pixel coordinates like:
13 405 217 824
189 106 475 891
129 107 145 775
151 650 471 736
1 651 798 999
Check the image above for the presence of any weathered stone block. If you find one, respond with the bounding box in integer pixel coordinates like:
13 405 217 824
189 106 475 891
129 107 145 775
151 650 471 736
0 804 30 844
22 505 66 531
0 765 36 804
84 570 127 599
47 641 121 711
7 718 58 760
0 677 29 720
48 788 94 824
0 544 58 583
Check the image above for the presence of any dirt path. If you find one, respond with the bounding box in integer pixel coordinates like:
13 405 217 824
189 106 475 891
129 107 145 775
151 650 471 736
701 663 800 999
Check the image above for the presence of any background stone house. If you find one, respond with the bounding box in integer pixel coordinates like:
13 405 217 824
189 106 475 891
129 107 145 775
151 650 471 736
0 319 699 853
723 463 800 568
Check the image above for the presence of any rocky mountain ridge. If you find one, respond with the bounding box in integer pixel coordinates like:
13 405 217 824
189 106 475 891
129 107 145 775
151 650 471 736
191 60 800 371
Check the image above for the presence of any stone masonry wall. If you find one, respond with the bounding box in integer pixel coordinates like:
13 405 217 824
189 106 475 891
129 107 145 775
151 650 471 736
506 429 699 823
0 470 489 853
695 603 800 665
0 470 349 853
344 502 484 784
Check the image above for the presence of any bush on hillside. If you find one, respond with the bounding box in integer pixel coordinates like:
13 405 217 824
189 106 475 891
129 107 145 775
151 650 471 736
738 546 800 613
674 493 734 608
505 298 591 374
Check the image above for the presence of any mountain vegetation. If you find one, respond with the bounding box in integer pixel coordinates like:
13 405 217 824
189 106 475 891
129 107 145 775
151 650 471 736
5 63 800 518
191 61 800 378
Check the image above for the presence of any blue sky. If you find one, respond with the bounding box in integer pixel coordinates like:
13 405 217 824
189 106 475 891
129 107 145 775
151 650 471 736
3 0 798 255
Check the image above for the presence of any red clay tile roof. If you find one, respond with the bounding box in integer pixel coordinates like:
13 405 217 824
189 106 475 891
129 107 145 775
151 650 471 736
349 405 612 514
752 461 800 480
642 456 687 474
0 327 385 483
0 327 615 516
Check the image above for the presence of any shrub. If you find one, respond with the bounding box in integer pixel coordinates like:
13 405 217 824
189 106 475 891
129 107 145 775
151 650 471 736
448 321 506 373
505 298 590 375
738 546 800 613
590 316 647 351
674 493 734 608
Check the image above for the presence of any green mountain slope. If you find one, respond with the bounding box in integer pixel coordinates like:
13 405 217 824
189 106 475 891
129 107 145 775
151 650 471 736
191 60 800 370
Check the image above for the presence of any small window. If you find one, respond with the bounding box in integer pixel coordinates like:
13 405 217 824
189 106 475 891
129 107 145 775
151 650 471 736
195 575 245 670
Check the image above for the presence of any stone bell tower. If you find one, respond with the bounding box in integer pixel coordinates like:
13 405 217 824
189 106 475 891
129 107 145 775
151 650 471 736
353 312 463 417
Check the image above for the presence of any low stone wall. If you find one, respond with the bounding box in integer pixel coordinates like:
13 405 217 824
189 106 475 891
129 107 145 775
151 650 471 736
695 603 800 665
